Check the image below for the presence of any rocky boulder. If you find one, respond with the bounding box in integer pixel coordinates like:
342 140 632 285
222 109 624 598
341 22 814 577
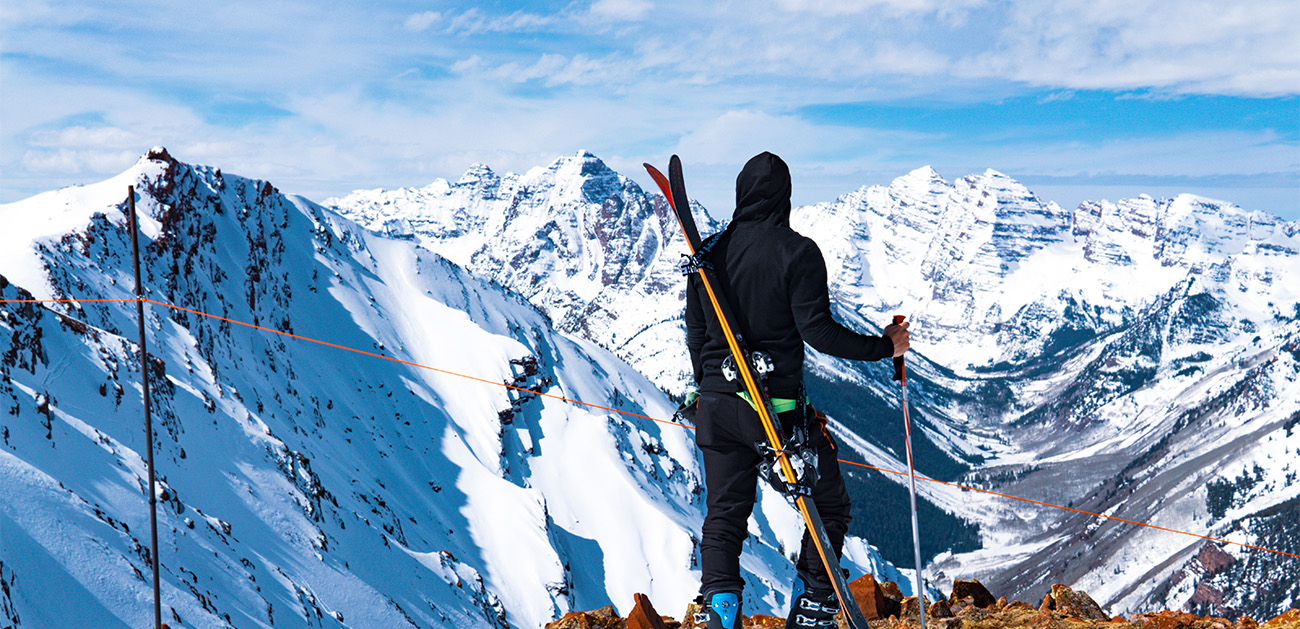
850 573 903 620
1040 583 1109 621
949 579 997 608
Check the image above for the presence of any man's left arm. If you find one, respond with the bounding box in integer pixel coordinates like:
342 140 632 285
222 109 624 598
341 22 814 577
789 242 896 361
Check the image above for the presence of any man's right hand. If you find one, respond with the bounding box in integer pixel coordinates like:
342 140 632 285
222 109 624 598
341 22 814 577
674 390 701 424
883 319 910 358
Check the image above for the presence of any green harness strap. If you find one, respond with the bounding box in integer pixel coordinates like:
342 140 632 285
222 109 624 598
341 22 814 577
736 391 799 414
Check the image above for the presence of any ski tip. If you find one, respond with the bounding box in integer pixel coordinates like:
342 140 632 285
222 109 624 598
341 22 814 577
893 314 906 325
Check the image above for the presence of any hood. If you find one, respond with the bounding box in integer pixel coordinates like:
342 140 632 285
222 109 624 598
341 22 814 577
733 152 792 226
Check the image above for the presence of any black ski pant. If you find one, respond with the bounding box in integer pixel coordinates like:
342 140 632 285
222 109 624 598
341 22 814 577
695 391 852 597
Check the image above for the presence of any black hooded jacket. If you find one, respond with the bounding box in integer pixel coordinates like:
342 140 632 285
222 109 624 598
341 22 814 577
686 152 893 398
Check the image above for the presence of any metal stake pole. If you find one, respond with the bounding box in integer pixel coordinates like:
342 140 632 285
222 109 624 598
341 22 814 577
128 186 163 629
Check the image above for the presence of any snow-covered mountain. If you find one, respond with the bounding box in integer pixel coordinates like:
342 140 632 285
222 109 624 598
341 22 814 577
0 149 914 629
326 151 721 398
790 168 1299 616
331 156 1300 618
794 166 1296 370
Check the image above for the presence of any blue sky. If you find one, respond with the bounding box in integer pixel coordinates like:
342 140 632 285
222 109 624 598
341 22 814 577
2 0 1297 219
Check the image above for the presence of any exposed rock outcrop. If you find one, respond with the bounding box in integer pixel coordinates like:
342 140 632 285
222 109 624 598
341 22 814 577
852 573 903 620
949 579 997 609
545 581 1300 629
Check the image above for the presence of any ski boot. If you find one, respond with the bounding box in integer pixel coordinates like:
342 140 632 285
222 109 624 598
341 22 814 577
786 575 839 628
695 591 742 629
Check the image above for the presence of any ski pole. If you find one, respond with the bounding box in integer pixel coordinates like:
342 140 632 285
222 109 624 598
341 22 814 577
892 315 926 629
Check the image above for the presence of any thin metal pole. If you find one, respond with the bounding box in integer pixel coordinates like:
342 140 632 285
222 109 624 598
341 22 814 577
899 360 927 629
893 315 926 629
128 186 163 629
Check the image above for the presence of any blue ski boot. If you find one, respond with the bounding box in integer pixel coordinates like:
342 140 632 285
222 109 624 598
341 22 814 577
702 591 741 629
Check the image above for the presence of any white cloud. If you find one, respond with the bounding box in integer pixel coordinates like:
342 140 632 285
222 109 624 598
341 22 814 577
864 41 950 76
673 110 873 165
443 8 556 35
996 131 1299 179
589 0 652 21
774 0 984 17
403 11 441 32
452 50 633 87
966 0 1300 95
28 125 141 148
20 148 141 174
610 0 1300 96
451 55 486 74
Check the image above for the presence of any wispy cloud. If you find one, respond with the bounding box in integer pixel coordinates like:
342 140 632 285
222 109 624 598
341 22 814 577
441 8 557 35
403 11 441 32
470 53 625 86
589 0 652 21
773 0 986 18
964 0 1300 95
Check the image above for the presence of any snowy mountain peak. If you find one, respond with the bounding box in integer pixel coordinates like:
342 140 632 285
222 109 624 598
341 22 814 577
891 165 951 200
958 168 1051 211
535 150 614 179
524 150 626 206
0 146 204 298
903 164 943 180
143 145 176 164
555 148 603 164
1072 192 1295 272
459 162 499 184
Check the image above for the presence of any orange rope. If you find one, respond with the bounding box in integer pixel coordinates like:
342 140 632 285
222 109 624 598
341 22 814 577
4 295 1294 559
142 299 675 429
0 298 140 303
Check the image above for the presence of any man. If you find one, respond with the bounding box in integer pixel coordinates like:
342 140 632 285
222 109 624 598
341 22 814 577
684 152 909 629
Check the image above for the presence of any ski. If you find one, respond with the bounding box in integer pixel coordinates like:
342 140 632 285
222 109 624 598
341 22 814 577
645 156 871 629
